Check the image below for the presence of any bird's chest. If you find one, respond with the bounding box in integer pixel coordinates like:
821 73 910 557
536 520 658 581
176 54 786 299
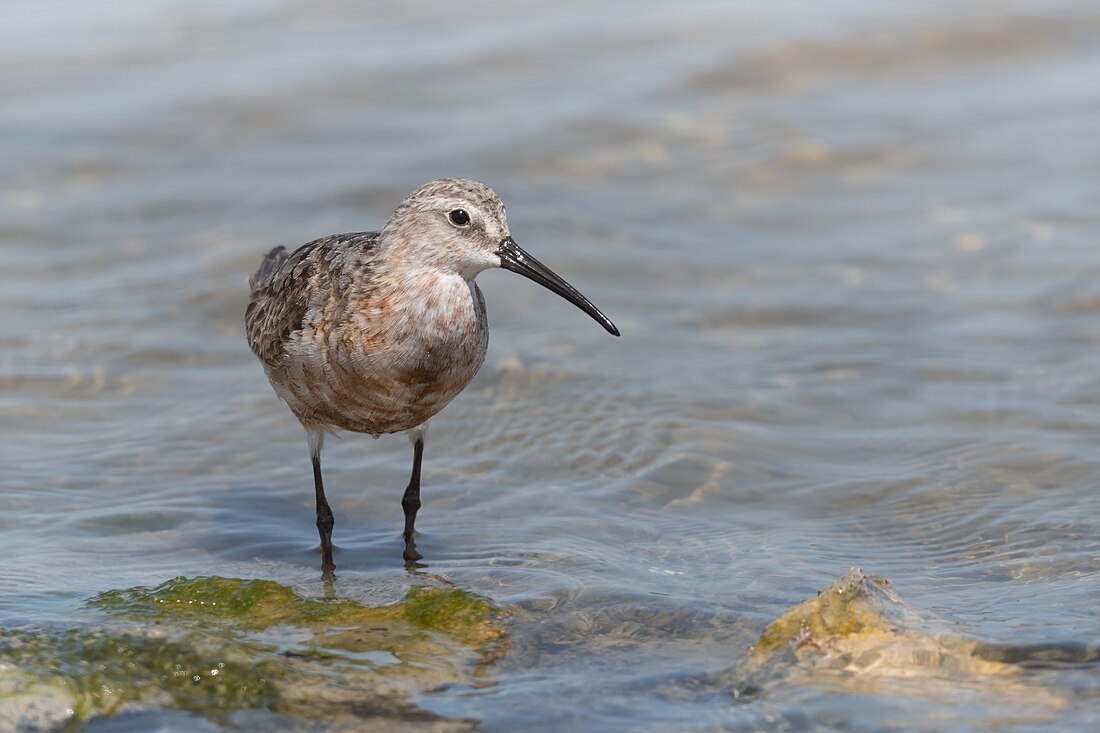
278 272 488 434
352 273 487 400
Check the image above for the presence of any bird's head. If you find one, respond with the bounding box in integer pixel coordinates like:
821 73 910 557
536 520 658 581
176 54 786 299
383 178 619 336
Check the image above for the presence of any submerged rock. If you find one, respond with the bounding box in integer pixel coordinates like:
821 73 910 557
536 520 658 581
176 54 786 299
729 567 1093 707
0 576 505 732
0 662 74 733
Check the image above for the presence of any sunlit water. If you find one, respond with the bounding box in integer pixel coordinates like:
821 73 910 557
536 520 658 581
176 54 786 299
2 0 1099 730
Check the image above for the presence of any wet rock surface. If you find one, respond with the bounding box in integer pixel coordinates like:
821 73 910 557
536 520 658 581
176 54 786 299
0 576 505 732
728 568 1098 711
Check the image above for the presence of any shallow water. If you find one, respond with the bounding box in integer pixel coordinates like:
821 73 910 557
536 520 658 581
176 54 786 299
2 0 1099 730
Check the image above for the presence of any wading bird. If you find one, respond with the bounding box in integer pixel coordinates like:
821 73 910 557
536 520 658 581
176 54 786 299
245 178 619 576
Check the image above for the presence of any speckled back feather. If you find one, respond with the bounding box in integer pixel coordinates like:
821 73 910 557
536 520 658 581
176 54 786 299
245 232 380 367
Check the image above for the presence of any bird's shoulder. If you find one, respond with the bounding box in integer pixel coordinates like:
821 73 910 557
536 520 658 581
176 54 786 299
269 231 379 285
245 231 380 365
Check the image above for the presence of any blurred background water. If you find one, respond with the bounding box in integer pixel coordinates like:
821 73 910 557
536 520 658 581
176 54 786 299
2 0 1099 730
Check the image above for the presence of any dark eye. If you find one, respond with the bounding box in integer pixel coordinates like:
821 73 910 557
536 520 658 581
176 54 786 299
448 209 471 227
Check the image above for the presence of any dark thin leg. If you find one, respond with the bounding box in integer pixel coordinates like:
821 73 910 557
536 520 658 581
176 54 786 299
312 453 336 578
402 436 424 561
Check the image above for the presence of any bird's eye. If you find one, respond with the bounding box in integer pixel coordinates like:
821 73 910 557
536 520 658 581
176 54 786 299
448 209 471 227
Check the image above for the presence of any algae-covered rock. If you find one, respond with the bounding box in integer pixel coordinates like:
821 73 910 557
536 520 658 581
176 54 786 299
729 567 1083 706
90 575 500 646
0 576 505 731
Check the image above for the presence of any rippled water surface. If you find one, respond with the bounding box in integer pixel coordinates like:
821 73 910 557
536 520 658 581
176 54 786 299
2 1 1099 730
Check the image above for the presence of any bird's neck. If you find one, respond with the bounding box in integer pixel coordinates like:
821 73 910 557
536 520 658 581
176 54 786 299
377 233 492 284
370 267 482 337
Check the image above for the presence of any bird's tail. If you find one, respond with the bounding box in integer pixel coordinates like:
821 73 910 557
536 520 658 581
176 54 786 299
249 246 289 291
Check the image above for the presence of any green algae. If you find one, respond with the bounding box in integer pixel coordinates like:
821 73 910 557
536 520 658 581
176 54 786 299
401 586 495 640
0 626 282 722
90 575 310 625
0 576 504 730
90 576 500 645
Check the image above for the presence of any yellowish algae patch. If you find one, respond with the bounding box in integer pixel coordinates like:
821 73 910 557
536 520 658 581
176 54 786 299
730 568 1067 719
749 568 933 659
0 576 505 731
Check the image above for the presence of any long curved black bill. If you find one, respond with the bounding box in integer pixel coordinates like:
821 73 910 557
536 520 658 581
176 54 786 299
496 237 620 336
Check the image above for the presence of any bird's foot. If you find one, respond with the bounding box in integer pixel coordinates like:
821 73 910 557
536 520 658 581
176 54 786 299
403 535 423 564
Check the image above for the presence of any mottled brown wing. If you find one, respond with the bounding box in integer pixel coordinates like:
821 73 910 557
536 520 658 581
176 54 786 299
245 232 378 368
